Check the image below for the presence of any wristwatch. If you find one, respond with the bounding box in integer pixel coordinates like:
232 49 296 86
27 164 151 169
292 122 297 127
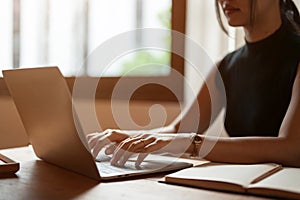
191 134 203 158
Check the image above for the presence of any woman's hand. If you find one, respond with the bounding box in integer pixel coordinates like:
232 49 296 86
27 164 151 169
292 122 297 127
110 133 193 167
86 126 177 158
87 129 132 158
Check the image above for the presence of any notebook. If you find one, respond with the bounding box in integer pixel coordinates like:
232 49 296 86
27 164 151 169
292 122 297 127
3 67 192 181
163 162 300 199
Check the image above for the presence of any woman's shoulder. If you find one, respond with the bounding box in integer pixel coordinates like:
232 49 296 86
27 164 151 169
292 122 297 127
288 32 300 58
219 45 246 68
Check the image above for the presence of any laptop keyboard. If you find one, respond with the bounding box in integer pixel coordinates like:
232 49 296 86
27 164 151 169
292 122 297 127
97 161 142 174
94 153 191 178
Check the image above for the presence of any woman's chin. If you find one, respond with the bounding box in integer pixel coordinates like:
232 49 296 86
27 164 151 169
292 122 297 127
227 20 244 28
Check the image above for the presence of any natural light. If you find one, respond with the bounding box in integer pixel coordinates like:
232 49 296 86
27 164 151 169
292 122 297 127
0 0 171 77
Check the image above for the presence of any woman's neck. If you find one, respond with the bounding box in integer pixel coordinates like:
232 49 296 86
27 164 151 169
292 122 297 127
244 7 282 43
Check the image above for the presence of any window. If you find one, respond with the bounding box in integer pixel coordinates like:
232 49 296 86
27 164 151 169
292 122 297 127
0 0 186 101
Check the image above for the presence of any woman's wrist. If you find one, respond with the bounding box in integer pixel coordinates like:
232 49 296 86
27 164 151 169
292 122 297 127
186 133 204 158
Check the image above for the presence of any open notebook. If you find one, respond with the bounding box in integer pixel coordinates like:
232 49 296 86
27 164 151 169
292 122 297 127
3 67 192 181
163 162 300 199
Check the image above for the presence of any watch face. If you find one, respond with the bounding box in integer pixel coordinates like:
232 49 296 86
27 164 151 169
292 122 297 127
194 135 202 144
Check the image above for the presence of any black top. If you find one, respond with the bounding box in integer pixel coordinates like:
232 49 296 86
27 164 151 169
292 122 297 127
219 23 300 137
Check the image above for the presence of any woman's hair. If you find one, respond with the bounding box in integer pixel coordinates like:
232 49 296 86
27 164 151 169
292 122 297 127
280 0 300 33
215 0 227 34
215 0 300 34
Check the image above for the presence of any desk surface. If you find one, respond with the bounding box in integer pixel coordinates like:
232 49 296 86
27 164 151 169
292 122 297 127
0 147 270 200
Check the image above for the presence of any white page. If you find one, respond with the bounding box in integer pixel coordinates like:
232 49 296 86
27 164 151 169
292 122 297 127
249 168 300 194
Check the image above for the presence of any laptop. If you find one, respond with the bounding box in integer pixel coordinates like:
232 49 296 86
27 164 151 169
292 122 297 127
3 67 192 181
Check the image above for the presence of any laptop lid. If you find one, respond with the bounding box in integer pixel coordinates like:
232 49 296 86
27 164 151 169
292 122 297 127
3 67 101 180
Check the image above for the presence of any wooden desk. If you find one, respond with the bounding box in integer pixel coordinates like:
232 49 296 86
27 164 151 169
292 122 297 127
0 147 271 200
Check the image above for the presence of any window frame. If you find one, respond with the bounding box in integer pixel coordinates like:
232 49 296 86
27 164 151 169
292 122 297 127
0 0 187 102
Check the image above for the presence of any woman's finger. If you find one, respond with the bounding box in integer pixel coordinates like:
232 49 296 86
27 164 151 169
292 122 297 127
91 136 113 158
135 140 167 166
110 137 141 165
119 137 156 166
118 140 144 166
87 129 121 149
105 143 118 155
90 130 131 157
86 132 97 140
92 133 125 157
87 132 107 149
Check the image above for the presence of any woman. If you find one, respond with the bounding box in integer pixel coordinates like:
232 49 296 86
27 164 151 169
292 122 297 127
87 0 300 167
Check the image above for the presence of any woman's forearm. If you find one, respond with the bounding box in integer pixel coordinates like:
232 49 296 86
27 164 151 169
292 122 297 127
199 135 300 167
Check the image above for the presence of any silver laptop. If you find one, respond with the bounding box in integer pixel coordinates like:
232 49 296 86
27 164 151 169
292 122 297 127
3 67 192 181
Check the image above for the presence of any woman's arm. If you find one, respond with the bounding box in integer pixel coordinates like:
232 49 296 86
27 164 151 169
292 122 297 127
171 61 225 134
109 63 300 167
198 63 300 167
